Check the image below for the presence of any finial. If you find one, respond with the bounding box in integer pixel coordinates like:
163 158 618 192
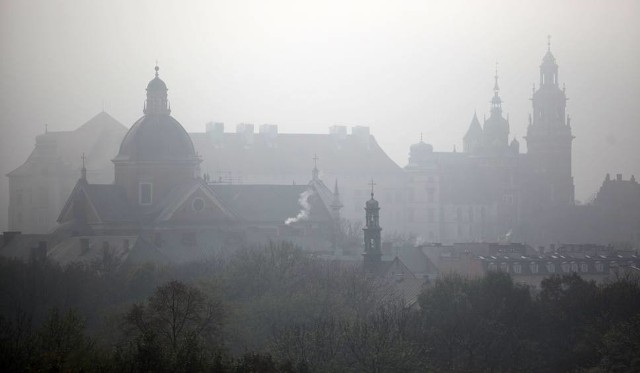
453 145 457 153
313 153 319 169
154 62 159 78
420 132 423 142
547 35 551 52
369 178 376 199
45 124 48 134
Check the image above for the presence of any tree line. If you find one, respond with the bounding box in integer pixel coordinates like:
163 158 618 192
1 242 639 372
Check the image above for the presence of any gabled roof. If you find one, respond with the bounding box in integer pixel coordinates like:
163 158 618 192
7 111 126 180
153 179 238 222
210 184 333 224
57 180 133 224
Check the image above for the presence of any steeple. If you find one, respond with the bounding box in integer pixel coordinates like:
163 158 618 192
330 179 343 220
80 153 87 182
490 62 502 116
312 153 319 181
363 179 382 272
143 65 171 115
540 35 559 87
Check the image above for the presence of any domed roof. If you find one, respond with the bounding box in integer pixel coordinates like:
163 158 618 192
147 66 168 91
114 114 197 162
410 140 433 154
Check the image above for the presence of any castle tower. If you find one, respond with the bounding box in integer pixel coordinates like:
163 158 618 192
363 180 382 272
113 66 201 213
482 64 510 153
525 37 575 205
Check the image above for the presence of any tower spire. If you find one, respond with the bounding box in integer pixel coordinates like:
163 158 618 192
547 34 551 52
80 153 87 182
312 153 319 181
490 62 502 115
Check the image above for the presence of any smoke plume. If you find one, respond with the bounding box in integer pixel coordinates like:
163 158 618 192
285 189 314 225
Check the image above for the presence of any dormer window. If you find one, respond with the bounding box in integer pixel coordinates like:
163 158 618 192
139 182 152 205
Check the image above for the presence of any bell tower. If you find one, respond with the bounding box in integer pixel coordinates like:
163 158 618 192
525 37 575 206
363 180 382 272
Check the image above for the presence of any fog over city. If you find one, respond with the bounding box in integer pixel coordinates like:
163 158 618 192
1 0 639 231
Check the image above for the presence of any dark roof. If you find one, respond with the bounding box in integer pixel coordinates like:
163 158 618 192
115 114 197 162
210 184 332 223
191 132 404 181
83 184 134 222
57 180 133 224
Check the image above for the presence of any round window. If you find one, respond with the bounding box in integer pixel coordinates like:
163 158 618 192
192 197 205 212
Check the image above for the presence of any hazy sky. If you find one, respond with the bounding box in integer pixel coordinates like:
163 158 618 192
1 0 639 230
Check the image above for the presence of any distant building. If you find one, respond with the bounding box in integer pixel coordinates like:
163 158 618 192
2 66 342 265
405 40 575 245
421 242 640 288
6 112 127 233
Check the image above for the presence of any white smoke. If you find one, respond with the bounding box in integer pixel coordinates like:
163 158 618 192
285 189 314 225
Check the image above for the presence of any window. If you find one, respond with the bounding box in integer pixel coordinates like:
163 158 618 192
139 183 152 205
546 262 555 273
571 262 578 272
513 262 522 274
580 262 589 273
500 262 509 272
595 261 604 272
529 261 539 274
488 262 497 271
192 197 205 212
561 262 571 273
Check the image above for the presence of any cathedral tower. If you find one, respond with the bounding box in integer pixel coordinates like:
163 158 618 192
525 38 575 205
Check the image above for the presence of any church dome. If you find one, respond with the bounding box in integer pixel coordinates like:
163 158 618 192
410 140 433 154
115 115 196 162
114 65 197 162
147 66 168 91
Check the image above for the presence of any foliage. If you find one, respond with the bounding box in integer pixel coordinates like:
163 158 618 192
2 244 640 372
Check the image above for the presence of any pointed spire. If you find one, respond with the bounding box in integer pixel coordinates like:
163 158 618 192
312 153 319 181
80 153 87 182
490 63 502 116
333 179 340 196
155 61 159 78
547 34 551 53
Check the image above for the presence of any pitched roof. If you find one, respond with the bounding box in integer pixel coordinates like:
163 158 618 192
210 184 333 223
7 111 126 180
58 180 133 224
190 132 404 182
